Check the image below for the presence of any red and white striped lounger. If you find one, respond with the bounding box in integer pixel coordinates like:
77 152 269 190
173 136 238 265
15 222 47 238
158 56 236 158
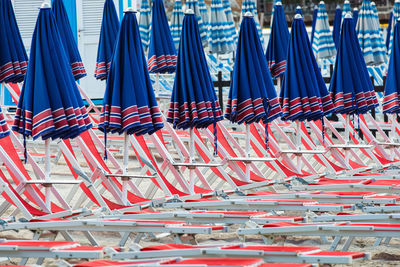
110 243 369 264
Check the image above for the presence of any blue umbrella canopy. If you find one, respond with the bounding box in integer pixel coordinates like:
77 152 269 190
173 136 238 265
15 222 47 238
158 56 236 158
139 0 152 50
0 107 9 139
186 0 208 47
295 6 302 15
280 15 335 122
222 0 237 45
94 0 120 80
167 10 223 130
265 2 289 78
355 0 387 65
99 9 163 136
241 0 264 45
383 19 400 114
310 5 318 44
388 1 400 55
147 0 177 73
312 1 336 60
333 5 342 49
52 0 86 81
386 11 393 50
209 0 234 54
329 14 378 115
170 0 184 49
0 0 28 83
225 12 282 126
13 4 92 140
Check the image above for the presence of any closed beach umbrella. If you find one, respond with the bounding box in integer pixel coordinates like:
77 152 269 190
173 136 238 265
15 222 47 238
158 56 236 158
170 0 184 49
94 0 120 80
13 4 92 141
52 0 86 80
281 14 335 123
222 0 237 44
388 0 400 55
226 11 282 137
333 5 342 49
139 0 151 50
198 0 209 30
310 5 318 43
186 0 208 47
99 9 163 136
0 0 28 83
241 0 264 45
167 10 223 193
312 1 336 60
330 14 378 116
265 2 289 78
147 0 177 73
383 19 400 114
209 0 234 54
355 0 387 65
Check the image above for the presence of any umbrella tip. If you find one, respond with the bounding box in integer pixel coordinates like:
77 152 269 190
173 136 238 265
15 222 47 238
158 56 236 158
344 0 349 3
40 1 50 9
185 9 195 15
344 12 352 19
294 14 303 20
244 11 254 17
336 4 341 9
353 7 358 11
319 1 325 5
124 7 136 13
275 2 282 6
371 1 376 5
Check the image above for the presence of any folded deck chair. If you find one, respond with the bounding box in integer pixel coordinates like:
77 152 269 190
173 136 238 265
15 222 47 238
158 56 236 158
0 240 118 265
110 243 369 264
238 221 400 251
2 218 228 246
71 258 176 267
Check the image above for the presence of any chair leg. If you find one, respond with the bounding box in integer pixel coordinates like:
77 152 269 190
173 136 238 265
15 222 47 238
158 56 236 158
330 236 342 251
342 236 354 251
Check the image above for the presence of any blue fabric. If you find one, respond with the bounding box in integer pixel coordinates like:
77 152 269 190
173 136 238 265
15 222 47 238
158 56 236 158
0 0 28 83
209 0 234 54
310 6 318 43
265 3 289 78
12 7 92 140
99 11 163 136
241 0 264 46
342 1 351 18
312 2 336 60
280 16 335 122
333 6 342 49
383 20 400 114
139 0 151 50
222 0 237 45
386 11 393 50
198 0 209 31
355 0 387 65
353 8 358 26
95 0 120 80
186 0 208 47
170 0 184 49
225 15 282 125
52 0 86 80
167 13 223 130
388 1 400 55
147 0 177 73
329 16 378 115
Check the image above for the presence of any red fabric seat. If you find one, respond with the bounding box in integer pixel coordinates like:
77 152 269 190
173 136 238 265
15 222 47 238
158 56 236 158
307 251 365 259
161 258 264 266
225 246 319 253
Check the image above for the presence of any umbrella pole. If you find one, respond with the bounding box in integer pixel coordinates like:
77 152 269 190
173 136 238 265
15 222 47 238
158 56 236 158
296 120 301 173
345 114 350 166
156 73 160 98
189 128 195 195
44 139 51 211
391 113 397 142
0 83 4 108
122 132 129 205
245 123 251 182
276 77 281 96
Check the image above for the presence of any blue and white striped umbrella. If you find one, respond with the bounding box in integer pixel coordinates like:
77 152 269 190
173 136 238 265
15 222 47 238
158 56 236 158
209 0 234 54
198 0 209 31
222 0 237 44
186 0 208 47
388 1 400 56
241 0 264 46
139 0 151 51
342 0 351 18
170 0 184 49
355 0 387 65
312 1 336 60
